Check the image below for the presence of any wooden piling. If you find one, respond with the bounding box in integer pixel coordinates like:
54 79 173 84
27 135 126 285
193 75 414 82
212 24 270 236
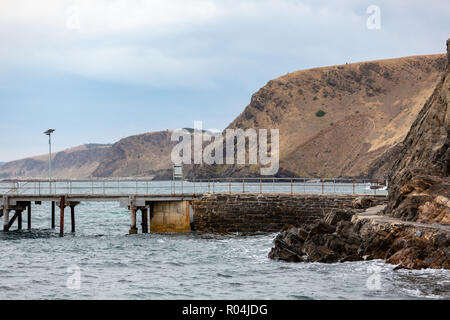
3 209 10 231
51 201 55 229
70 205 75 233
27 203 31 230
59 196 65 237
6 211 20 231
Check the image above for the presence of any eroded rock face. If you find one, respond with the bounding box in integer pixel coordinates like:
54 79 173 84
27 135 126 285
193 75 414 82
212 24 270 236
386 175 450 224
385 39 450 223
268 210 450 270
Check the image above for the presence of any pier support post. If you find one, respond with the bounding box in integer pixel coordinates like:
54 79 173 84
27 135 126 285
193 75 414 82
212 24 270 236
3 209 10 231
141 208 148 234
27 203 31 230
129 206 137 235
59 196 65 237
17 210 22 230
51 201 55 229
70 204 77 233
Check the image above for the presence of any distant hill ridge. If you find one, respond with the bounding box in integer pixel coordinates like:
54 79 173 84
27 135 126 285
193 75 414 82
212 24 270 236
0 144 112 179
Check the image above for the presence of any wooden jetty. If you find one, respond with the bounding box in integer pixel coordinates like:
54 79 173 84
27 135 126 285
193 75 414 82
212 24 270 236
0 178 387 236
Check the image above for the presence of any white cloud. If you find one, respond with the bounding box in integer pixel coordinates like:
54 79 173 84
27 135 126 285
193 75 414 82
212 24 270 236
0 0 449 89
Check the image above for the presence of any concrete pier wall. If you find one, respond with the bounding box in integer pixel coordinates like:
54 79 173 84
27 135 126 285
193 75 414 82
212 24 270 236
1 193 387 234
192 194 387 233
150 200 191 233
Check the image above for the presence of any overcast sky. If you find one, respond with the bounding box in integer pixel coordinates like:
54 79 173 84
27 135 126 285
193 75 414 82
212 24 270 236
0 0 449 161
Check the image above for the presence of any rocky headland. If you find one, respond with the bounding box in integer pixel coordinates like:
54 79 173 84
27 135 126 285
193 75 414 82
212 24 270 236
269 39 450 270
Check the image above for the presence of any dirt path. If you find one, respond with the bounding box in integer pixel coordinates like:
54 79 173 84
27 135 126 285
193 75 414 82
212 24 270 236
353 205 450 233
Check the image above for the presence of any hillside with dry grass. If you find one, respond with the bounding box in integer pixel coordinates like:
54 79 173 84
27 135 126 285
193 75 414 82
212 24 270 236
224 54 446 178
92 131 179 178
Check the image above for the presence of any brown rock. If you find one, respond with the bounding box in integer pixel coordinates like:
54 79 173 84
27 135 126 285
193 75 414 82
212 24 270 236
308 221 336 237
324 209 354 226
352 197 376 209
418 195 450 224
388 247 425 270
269 232 305 262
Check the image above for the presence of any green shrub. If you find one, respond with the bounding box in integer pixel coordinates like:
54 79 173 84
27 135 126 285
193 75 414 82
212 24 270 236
315 110 326 117
313 96 318 101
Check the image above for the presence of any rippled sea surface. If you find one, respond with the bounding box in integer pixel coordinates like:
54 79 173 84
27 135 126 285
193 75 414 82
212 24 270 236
1 201 449 300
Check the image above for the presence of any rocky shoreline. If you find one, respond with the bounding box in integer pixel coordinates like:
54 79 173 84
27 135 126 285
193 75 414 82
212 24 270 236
268 204 450 269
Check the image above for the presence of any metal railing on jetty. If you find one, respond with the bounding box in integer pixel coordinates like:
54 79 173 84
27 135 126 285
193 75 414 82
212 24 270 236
0 177 388 196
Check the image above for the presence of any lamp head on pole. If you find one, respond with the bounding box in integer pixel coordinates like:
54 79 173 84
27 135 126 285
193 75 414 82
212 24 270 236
44 129 55 136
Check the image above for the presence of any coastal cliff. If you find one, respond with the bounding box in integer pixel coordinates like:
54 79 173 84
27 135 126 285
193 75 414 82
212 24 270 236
383 40 450 223
269 39 450 270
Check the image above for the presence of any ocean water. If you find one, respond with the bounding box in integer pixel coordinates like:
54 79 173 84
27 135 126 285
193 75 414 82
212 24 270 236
0 201 449 300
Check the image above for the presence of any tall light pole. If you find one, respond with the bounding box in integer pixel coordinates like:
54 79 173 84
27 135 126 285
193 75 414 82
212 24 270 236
44 129 55 193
